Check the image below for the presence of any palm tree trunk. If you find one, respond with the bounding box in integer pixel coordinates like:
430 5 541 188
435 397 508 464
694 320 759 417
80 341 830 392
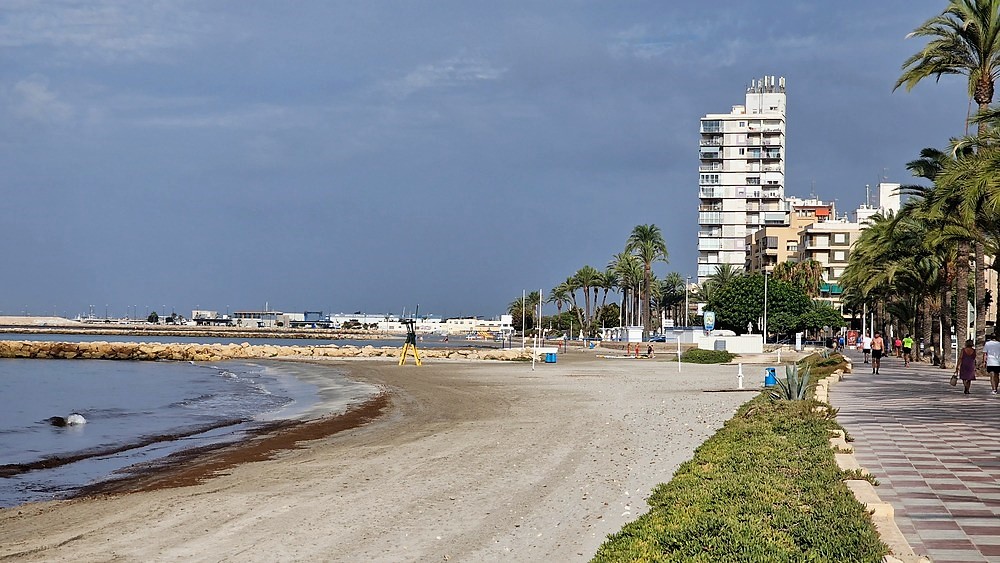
633 291 640 326
594 287 601 324
917 295 931 363
940 281 953 370
642 266 652 340
955 242 970 360
975 241 987 366
925 312 937 365
994 259 1000 331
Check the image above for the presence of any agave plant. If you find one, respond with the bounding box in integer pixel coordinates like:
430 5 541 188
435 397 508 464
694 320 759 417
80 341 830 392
769 364 811 401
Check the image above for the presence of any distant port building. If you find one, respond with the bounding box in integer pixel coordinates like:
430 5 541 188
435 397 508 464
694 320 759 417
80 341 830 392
192 309 513 336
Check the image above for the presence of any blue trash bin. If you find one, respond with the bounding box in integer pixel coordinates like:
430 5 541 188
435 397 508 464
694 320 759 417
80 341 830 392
764 367 777 386
545 352 557 363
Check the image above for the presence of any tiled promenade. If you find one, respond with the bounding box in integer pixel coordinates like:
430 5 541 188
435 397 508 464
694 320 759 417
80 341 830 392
831 350 1000 562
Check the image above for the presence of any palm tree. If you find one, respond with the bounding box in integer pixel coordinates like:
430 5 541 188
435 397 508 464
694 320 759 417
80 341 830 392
707 263 743 291
526 290 541 331
625 224 669 340
897 0 1000 357
896 0 1000 121
548 284 571 318
772 259 826 297
660 272 686 326
598 269 617 313
608 252 643 326
574 265 601 334
507 296 529 332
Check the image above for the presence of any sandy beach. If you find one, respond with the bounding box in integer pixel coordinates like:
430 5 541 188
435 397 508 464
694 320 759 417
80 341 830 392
0 352 757 562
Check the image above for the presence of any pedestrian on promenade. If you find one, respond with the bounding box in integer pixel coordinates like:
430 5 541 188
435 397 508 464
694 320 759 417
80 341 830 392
862 333 872 364
984 334 1000 394
871 332 885 374
894 336 902 357
902 334 914 367
838 334 845 353
956 339 977 395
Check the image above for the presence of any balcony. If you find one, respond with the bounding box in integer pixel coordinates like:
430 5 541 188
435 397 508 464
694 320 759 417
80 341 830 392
700 148 722 160
698 239 723 251
701 121 722 133
699 163 723 171
763 211 787 225
699 212 723 225
762 150 781 159
700 137 723 146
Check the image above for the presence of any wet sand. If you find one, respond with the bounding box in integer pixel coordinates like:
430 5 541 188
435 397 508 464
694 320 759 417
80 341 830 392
0 353 755 562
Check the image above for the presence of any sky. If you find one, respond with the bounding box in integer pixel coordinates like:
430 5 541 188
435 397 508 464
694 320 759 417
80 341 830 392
0 1 973 319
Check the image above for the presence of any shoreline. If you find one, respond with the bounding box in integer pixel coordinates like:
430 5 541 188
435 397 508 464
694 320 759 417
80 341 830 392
75 390 391 497
0 355 755 561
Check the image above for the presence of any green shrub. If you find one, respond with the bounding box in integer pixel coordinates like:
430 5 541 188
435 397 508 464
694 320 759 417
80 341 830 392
680 349 736 364
800 352 849 378
592 393 888 562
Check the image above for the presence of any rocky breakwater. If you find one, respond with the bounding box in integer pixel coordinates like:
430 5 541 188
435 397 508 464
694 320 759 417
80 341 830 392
0 341 534 362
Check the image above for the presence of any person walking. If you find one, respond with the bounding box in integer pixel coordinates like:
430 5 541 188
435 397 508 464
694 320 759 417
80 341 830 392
956 339 977 395
902 334 914 367
894 336 903 358
871 332 885 374
838 334 845 353
984 334 1000 394
862 333 872 364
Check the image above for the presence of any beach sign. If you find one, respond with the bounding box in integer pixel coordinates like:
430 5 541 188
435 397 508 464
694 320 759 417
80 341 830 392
703 311 715 332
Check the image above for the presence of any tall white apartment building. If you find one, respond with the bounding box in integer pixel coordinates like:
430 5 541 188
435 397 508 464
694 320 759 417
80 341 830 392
698 76 787 284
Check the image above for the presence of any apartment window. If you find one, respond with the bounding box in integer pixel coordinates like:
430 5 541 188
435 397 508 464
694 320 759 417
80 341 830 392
787 243 798 252
738 148 745 155
833 250 847 262
833 233 847 244
739 121 746 127
746 176 760 185
700 174 720 185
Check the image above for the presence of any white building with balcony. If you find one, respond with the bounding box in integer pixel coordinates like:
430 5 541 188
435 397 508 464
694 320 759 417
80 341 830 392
698 76 787 284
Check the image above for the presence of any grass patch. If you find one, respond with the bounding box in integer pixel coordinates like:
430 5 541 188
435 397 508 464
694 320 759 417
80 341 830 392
592 366 888 562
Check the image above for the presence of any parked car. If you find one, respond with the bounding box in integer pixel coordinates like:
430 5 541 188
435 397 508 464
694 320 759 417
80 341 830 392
649 335 667 342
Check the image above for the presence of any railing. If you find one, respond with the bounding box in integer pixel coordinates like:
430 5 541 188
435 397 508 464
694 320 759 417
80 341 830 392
699 212 723 224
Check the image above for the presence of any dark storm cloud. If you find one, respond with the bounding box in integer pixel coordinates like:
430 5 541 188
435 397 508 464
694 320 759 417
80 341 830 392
0 1 967 318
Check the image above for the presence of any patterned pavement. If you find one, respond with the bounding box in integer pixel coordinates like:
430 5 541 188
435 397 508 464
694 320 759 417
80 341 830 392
831 350 1000 563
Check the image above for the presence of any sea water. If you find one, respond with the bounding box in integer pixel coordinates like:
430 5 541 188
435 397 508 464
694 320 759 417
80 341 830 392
0 358 370 508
